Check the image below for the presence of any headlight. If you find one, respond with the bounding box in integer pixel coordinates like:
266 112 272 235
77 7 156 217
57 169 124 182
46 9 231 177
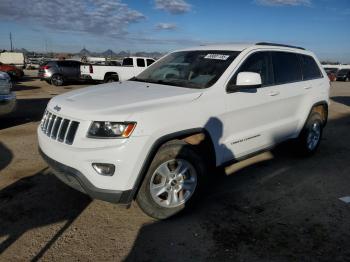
88 121 136 138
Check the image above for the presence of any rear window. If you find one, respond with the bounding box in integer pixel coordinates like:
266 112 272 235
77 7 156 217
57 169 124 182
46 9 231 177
137 58 145 67
272 52 302 84
123 58 133 66
147 59 155 66
300 55 322 80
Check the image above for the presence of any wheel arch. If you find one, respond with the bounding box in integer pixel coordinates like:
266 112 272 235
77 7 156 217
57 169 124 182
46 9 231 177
128 128 216 203
104 72 119 81
308 101 328 127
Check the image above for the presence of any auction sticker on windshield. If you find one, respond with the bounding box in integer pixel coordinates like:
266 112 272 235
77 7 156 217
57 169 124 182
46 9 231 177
204 54 230 60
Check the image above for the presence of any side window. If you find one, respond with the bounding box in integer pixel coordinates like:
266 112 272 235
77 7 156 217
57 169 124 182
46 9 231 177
71 61 81 68
137 58 145 67
123 58 133 66
301 55 322 80
272 52 302 84
229 52 273 87
147 59 155 66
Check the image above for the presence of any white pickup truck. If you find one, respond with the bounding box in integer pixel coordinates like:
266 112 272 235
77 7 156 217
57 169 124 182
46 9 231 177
81 56 155 83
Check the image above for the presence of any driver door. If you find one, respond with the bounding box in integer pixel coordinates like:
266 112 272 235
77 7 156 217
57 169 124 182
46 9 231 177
221 51 281 161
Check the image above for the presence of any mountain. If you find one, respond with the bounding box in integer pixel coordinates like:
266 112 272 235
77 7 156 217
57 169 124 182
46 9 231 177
134 51 163 58
117 51 129 57
102 49 117 57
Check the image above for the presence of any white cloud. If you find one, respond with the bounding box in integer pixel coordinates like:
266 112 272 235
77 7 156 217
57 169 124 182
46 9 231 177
256 0 311 6
0 0 146 36
155 0 191 14
155 23 177 30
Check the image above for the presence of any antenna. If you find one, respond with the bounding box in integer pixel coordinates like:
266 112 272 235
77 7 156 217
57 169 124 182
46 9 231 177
10 32 13 51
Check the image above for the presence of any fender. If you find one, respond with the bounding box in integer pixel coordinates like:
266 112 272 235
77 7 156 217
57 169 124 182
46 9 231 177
307 101 328 126
104 72 119 80
126 128 215 203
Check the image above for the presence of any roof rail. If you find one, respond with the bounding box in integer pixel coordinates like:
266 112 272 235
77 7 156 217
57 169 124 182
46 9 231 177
255 42 305 50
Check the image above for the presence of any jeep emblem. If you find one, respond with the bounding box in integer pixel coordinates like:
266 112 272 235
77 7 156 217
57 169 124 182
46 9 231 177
54 105 61 112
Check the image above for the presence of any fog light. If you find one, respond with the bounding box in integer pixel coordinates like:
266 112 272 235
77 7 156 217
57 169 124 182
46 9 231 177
92 163 115 176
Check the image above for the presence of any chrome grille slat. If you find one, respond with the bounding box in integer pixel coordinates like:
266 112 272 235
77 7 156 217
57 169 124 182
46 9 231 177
43 112 51 132
47 115 56 137
51 117 62 139
41 110 48 129
40 111 79 145
63 121 72 142
56 117 64 139
58 119 70 142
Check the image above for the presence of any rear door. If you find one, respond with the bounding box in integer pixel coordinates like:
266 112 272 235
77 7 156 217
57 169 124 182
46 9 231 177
267 51 306 141
136 58 146 75
70 61 81 80
58 61 73 79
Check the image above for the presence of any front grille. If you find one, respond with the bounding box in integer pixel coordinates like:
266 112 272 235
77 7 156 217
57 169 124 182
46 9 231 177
41 110 80 145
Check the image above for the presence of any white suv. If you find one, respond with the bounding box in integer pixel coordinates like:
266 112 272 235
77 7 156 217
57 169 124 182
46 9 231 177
38 43 330 219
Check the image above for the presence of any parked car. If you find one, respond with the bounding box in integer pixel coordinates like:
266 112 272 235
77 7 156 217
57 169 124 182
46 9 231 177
80 57 155 83
324 68 338 81
336 69 350 81
0 62 24 80
38 60 81 86
0 52 25 69
38 43 329 219
0 71 16 116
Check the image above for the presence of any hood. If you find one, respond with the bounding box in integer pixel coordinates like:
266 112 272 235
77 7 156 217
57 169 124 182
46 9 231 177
48 80 203 120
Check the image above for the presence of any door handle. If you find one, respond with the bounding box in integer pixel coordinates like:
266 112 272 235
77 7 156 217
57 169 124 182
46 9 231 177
269 91 280 96
304 86 312 90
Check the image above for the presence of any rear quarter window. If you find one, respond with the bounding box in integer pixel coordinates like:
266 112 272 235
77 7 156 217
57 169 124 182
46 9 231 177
147 59 155 66
272 52 302 85
300 55 322 80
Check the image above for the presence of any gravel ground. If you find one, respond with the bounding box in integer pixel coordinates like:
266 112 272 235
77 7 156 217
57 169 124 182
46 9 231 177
1 71 350 261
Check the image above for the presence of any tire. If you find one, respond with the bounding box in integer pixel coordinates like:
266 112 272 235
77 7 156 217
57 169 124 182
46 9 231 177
104 75 119 83
136 141 207 219
346 77 349 82
296 112 323 156
51 74 64 86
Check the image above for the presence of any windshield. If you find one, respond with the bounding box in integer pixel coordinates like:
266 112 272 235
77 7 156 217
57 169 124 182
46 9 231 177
131 50 240 89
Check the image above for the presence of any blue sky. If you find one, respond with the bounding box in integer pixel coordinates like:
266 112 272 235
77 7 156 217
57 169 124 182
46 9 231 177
0 0 349 62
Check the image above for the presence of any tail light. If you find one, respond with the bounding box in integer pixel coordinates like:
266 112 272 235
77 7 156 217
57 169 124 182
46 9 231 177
89 64 93 74
41 65 51 70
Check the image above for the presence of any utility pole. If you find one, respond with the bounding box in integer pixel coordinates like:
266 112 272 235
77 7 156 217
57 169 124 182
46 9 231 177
10 32 13 51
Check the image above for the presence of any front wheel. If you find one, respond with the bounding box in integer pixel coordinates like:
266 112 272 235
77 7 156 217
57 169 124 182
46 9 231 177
136 142 206 219
296 112 323 156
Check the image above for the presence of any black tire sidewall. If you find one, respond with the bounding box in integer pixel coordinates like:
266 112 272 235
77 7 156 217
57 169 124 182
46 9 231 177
51 74 63 86
136 142 206 219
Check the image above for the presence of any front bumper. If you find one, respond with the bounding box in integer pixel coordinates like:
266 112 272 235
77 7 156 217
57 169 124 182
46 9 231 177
0 92 16 116
40 148 133 204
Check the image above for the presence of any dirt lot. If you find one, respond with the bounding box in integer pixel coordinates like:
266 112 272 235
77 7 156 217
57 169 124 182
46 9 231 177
1 71 350 261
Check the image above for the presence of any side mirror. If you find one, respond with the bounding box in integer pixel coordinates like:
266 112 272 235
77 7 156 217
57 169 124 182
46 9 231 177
227 72 262 93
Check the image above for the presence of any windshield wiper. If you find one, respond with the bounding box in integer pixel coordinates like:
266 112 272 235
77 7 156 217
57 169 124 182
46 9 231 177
129 77 150 83
130 77 202 89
